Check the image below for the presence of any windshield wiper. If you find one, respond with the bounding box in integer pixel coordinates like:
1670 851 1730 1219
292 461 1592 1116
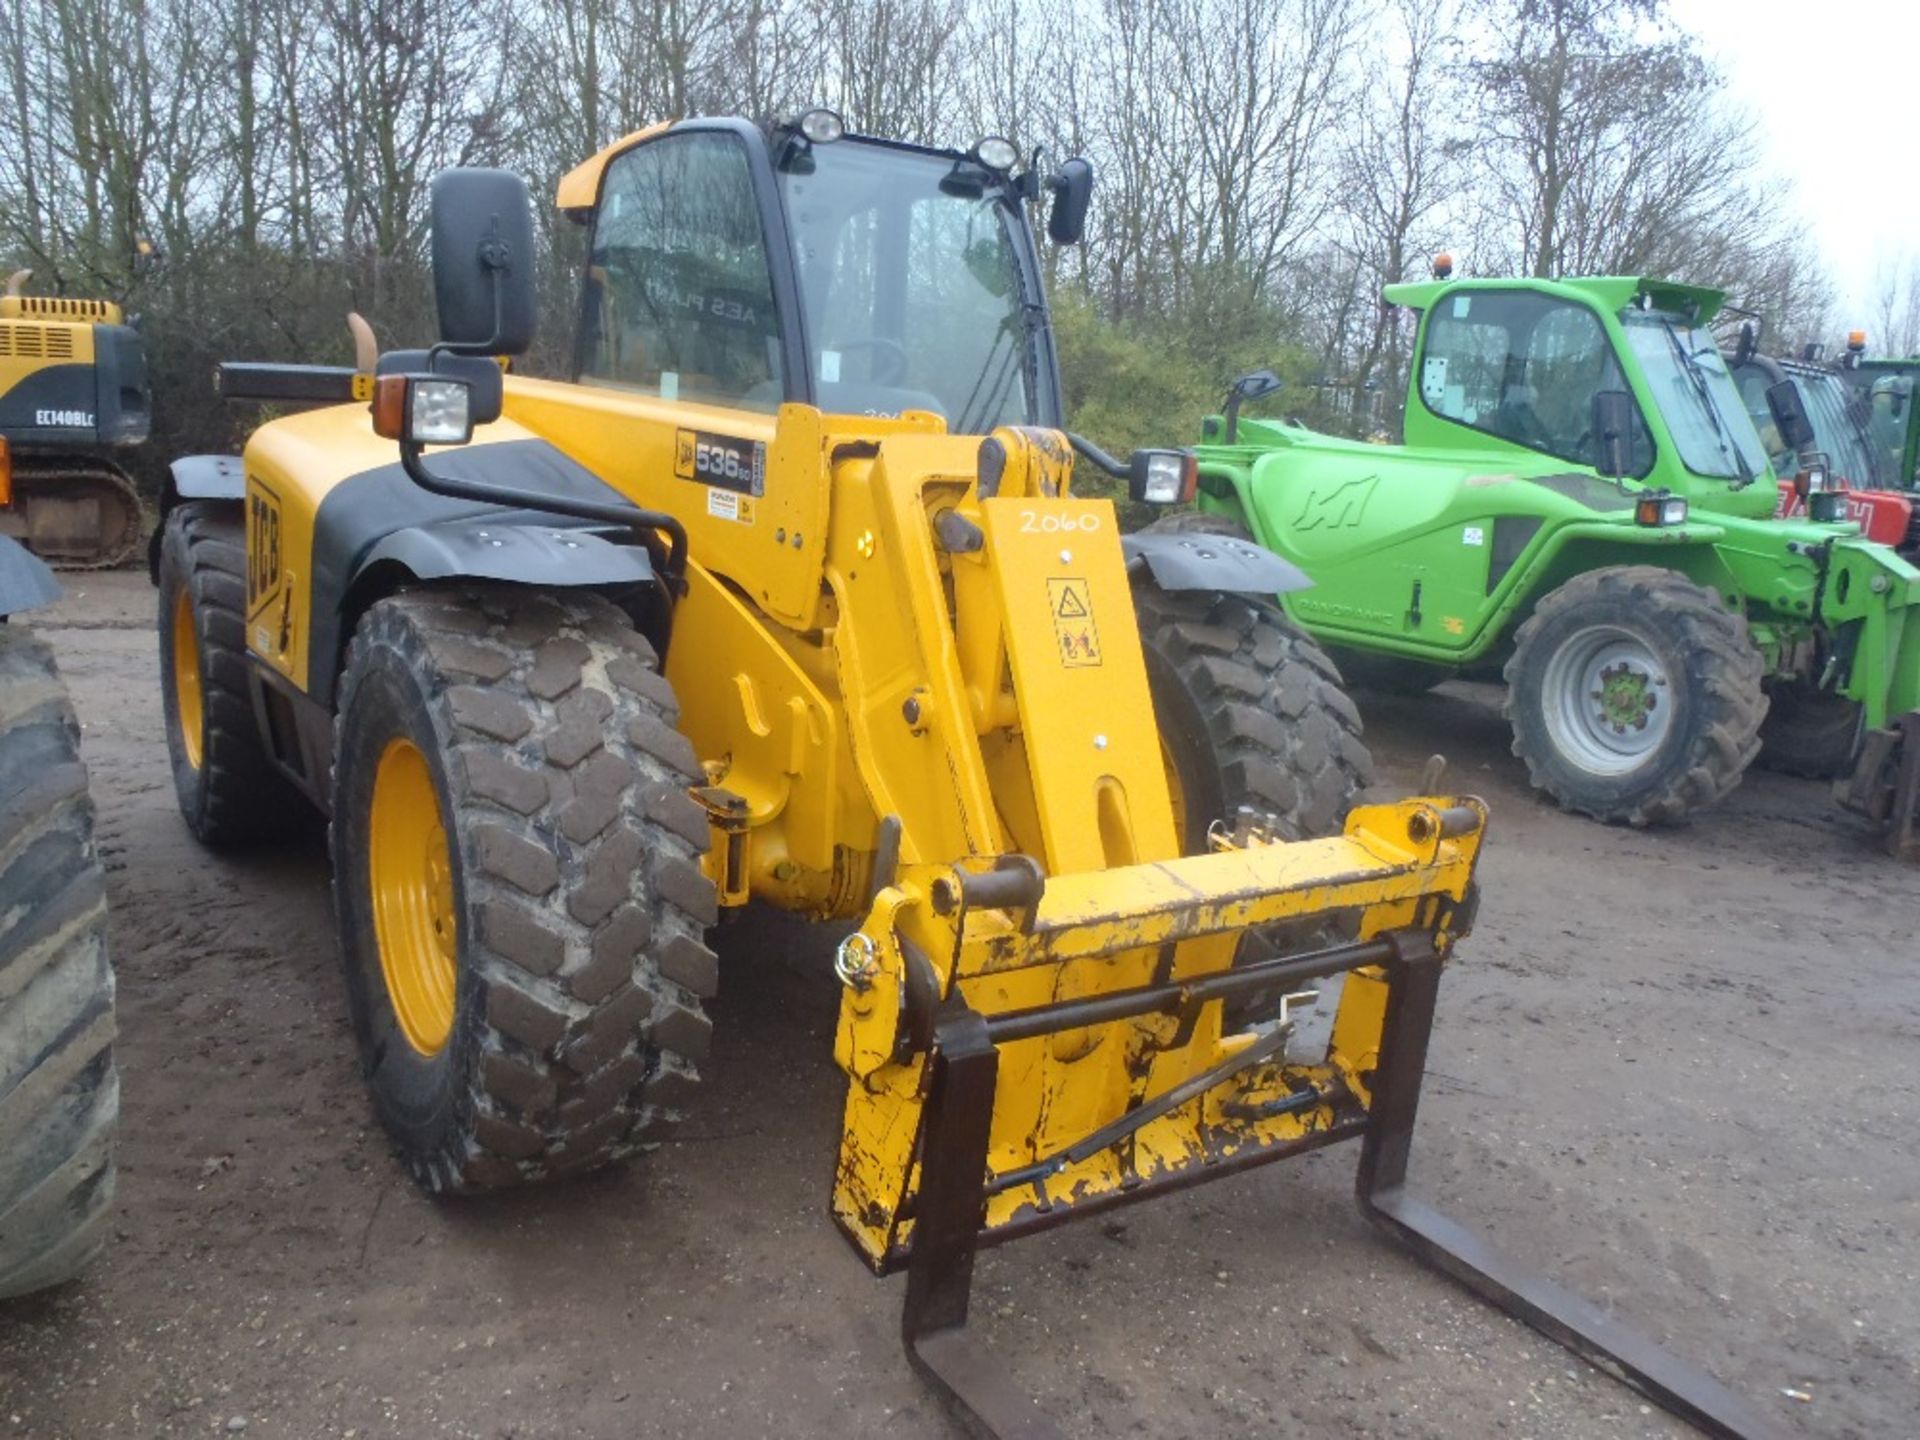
1665 326 1754 487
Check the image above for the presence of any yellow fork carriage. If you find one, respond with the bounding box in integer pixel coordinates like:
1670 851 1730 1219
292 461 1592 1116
163 117 1781 1439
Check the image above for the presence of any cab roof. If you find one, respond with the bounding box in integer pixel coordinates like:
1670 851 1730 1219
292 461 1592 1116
1381 275 1727 326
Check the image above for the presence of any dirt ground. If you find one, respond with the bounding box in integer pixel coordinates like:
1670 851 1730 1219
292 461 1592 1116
2 569 1915 1440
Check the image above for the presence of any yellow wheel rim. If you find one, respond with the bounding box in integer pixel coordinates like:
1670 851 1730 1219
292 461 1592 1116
368 737 458 1056
171 589 205 770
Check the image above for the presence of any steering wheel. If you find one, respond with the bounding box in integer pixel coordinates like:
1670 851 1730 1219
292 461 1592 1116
831 337 909 386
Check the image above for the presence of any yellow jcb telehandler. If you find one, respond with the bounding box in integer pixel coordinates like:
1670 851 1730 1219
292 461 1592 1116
154 114 1776 1438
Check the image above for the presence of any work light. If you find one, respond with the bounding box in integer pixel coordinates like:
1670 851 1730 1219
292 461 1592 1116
1808 490 1851 524
798 108 845 144
372 374 474 447
1129 449 1198 505
972 136 1020 172
1634 492 1687 527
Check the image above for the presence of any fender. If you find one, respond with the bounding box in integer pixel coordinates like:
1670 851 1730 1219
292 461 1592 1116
0 537 61 618
359 514 654 590
150 454 246 579
305 437 660 707
1121 528 1312 595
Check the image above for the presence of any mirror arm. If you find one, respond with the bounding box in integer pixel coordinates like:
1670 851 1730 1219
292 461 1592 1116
398 439 690 589
1224 392 1244 444
1065 432 1128 479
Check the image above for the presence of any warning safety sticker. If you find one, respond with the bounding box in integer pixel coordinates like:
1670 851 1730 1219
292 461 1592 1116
1047 577 1101 667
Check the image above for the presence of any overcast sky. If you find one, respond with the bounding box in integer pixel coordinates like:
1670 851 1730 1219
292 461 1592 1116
1669 0 1920 323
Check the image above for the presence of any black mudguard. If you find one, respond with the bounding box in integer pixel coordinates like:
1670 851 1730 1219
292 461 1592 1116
310 437 657 707
1121 529 1313 595
0 537 62 618
361 515 653 590
150 455 248 580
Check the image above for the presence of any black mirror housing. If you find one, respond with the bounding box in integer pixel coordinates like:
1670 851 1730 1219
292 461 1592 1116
1223 369 1284 443
1591 389 1636 478
430 168 537 357
1766 379 1815 452
1047 158 1094 245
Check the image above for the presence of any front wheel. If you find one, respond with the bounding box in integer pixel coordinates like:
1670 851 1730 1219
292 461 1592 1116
1135 585 1375 846
330 585 718 1194
1504 567 1766 826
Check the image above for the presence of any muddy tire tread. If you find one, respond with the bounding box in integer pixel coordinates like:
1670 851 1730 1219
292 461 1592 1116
0 627 116 1299
1504 565 1766 827
334 586 716 1194
160 504 305 845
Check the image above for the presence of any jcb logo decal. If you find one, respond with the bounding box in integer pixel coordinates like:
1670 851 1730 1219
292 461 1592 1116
247 483 283 619
1294 474 1379 531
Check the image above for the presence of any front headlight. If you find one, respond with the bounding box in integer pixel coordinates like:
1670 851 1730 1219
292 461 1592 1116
372 373 475 447
1634 492 1687 527
1129 449 1198 505
409 378 473 445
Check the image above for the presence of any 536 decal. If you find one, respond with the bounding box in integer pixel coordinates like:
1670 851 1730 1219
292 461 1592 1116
674 428 766 497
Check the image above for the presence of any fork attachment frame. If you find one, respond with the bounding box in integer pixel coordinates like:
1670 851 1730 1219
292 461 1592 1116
899 929 1785 1440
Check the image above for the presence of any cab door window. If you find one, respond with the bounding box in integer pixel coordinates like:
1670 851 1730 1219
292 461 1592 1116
1418 289 1652 474
580 132 786 410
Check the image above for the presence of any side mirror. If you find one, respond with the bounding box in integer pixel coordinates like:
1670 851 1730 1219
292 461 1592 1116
1047 158 1094 245
1766 379 1814 452
430 168 537 357
1223 369 1283 444
1591 390 1636 478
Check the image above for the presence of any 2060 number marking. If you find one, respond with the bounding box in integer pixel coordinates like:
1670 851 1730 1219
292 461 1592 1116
1018 510 1101 534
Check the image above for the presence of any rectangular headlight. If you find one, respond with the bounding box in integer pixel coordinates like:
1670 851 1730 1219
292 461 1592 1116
1634 493 1687 527
409 378 473 445
1807 490 1851 524
1129 449 1197 505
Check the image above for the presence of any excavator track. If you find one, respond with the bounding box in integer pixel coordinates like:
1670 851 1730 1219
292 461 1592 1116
1 459 146 570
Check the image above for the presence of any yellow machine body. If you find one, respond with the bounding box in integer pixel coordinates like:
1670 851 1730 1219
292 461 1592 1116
239 380 1483 1255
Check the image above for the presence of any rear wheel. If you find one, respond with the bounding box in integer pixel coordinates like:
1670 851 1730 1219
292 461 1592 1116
331 585 718 1193
1505 567 1765 826
1757 681 1860 780
158 504 306 845
0 626 116 1298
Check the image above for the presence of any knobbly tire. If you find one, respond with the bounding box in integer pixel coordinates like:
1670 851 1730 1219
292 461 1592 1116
1134 512 1376 845
1757 681 1860 780
330 585 718 1193
1134 572 1376 1016
1505 566 1766 826
158 503 307 845
0 626 117 1299
1136 583 1375 844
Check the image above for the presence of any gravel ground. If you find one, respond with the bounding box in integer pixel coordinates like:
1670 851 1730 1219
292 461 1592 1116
2 569 1914 1439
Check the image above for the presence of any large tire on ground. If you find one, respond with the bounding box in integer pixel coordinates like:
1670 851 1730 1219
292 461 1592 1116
1134 584 1376 846
1504 566 1766 826
0 626 116 1298
158 504 306 845
1757 681 1860 780
329 585 718 1194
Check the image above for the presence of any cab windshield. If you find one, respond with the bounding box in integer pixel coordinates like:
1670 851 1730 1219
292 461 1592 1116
1622 313 1770 482
1731 364 1881 486
777 140 1046 428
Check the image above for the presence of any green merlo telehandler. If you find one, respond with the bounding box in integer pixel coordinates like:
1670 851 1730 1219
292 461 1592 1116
1182 274 1920 854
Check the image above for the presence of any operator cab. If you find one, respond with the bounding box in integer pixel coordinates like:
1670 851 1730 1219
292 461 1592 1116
1399 277 1773 490
565 112 1088 432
